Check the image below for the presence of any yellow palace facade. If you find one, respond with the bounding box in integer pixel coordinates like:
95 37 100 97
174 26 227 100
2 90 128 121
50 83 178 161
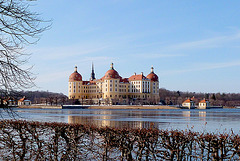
68 63 159 105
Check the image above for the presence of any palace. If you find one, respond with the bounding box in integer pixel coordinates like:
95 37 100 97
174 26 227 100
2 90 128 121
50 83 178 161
68 63 159 105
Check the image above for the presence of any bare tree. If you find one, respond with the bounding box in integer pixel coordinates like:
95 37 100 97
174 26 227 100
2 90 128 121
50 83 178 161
0 0 50 96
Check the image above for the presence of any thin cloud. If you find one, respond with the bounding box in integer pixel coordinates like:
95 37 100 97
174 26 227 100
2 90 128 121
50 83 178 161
161 60 240 76
133 53 186 58
36 70 70 83
28 43 110 61
165 31 240 51
34 56 115 84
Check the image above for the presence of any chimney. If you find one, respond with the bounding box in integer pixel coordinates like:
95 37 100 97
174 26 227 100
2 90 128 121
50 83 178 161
141 72 143 75
134 72 136 75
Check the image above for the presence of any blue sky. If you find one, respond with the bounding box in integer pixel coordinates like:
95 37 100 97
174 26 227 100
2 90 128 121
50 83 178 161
27 1 240 95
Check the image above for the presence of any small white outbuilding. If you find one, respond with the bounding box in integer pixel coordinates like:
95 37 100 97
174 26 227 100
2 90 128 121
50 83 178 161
182 98 195 109
18 96 31 106
198 99 210 109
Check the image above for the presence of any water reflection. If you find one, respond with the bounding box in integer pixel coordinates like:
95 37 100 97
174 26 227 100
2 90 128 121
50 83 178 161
3 108 240 133
67 110 161 129
68 115 160 129
199 111 206 121
182 111 190 118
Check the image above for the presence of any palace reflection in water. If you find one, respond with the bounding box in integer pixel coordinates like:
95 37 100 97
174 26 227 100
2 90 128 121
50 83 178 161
67 110 160 129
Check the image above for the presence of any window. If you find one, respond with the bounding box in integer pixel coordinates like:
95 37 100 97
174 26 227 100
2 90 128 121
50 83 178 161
115 88 117 92
110 88 112 91
110 80 112 83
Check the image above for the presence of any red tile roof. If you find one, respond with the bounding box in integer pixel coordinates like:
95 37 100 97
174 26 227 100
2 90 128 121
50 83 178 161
18 97 26 102
82 81 96 85
146 72 158 82
101 69 121 80
199 99 208 103
120 78 129 83
183 99 192 103
69 71 82 81
128 74 146 81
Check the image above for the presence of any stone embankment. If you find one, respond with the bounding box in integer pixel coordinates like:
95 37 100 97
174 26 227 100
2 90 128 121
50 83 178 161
18 105 236 109
88 105 179 109
18 105 179 109
18 105 61 109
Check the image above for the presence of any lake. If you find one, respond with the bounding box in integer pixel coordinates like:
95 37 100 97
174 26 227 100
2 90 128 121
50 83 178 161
2 108 240 133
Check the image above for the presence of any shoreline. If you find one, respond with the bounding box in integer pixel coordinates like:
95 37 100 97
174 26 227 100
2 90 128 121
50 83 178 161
17 105 234 110
18 105 179 109
88 105 179 109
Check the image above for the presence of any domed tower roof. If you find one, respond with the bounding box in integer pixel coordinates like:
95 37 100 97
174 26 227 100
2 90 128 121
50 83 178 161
102 63 121 79
69 66 82 81
146 66 159 82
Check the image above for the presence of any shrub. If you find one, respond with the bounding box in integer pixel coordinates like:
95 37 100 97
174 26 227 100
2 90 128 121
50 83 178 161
0 120 239 160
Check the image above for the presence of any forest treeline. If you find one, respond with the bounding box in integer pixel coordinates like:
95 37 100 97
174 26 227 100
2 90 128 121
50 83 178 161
1 88 240 106
1 90 68 106
159 88 240 107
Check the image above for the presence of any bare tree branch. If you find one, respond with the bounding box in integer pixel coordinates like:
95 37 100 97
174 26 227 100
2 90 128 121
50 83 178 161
0 0 51 96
